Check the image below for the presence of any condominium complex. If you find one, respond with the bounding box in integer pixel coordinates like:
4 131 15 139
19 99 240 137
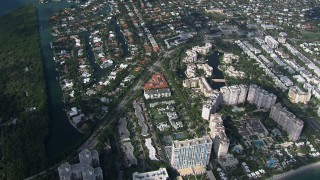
201 91 222 120
202 84 276 121
220 85 248 106
192 43 212 55
269 103 304 141
209 114 230 158
144 73 171 99
58 149 103 180
183 50 198 63
288 86 311 104
222 53 239 64
132 168 169 180
238 85 249 103
183 77 215 97
197 64 213 77
185 64 197 78
265 35 279 49
225 66 246 79
182 43 212 63
247 84 277 109
171 136 213 170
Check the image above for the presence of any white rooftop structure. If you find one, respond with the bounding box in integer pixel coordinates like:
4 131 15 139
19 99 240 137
132 168 169 180
145 138 159 161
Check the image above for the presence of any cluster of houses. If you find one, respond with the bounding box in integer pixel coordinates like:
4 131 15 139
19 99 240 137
90 29 118 68
110 0 154 69
223 0 319 32
50 1 143 132
300 42 320 55
50 0 111 36
52 35 95 131
296 141 320 158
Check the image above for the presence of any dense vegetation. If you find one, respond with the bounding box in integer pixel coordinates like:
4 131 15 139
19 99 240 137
0 5 49 179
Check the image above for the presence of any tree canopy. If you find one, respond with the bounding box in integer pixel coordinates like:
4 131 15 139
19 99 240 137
0 5 49 179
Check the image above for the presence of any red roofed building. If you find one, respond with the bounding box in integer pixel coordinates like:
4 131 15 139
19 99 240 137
144 73 171 99
144 73 168 90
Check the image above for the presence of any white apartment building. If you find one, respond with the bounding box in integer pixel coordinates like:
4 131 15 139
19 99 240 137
220 85 248 106
265 35 279 49
209 114 230 159
201 91 222 120
269 103 304 141
214 133 230 158
171 136 213 170
288 86 311 104
247 84 277 109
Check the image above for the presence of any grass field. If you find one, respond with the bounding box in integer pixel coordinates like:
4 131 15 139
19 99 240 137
301 31 320 41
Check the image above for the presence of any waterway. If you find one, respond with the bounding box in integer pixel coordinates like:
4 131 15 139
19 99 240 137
113 17 129 57
207 51 226 89
0 0 83 158
3 1 320 179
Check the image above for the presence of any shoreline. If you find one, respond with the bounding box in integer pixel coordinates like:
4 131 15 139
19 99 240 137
267 161 320 180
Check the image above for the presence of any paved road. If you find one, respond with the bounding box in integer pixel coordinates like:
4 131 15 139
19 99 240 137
25 50 176 180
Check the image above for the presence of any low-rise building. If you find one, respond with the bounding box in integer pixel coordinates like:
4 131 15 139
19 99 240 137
122 142 138 167
183 77 215 97
144 73 171 99
132 168 169 180
145 138 159 161
265 35 279 49
225 66 246 79
288 86 311 104
118 117 130 142
223 53 239 64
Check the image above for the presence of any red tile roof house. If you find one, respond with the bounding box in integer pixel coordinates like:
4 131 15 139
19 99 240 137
143 73 171 99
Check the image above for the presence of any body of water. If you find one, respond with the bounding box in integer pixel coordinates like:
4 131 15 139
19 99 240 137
113 17 129 57
0 0 83 158
279 164 320 180
3 2 320 179
207 51 225 89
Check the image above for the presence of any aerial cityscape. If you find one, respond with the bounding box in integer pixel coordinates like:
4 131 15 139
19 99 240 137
0 0 320 179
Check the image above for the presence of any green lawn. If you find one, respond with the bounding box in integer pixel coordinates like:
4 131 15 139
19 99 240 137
301 31 320 41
